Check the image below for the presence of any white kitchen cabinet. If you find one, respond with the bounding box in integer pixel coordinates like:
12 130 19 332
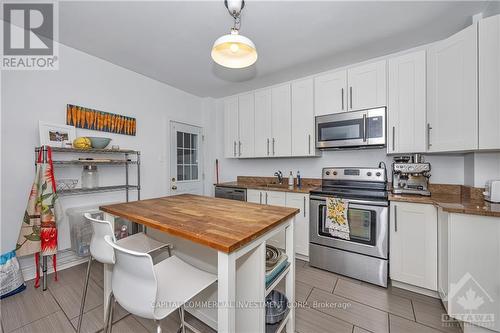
437 208 450 310
347 60 387 111
223 96 239 158
246 189 262 204
286 192 309 258
388 51 427 154
390 202 438 291
254 89 273 157
238 93 255 158
314 70 347 116
291 78 315 156
479 14 500 150
427 23 478 152
271 84 292 157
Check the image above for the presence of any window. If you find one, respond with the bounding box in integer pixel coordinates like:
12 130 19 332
176 131 198 181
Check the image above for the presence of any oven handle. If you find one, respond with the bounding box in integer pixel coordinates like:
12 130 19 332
310 196 388 207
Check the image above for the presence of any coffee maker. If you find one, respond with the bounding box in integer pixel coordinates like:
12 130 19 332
392 154 431 196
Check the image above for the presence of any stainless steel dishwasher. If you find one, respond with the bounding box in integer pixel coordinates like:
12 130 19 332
214 186 247 201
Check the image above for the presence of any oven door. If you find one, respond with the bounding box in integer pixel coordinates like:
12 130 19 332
315 107 386 149
310 196 388 259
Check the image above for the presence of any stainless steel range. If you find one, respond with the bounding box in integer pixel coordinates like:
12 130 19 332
309 166 389 287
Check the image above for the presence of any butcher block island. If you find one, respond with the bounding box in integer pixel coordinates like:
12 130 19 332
100 194 299 333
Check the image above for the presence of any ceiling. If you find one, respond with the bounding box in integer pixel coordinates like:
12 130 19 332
58 1 492 98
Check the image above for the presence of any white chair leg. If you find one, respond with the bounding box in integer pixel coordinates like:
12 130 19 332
77 256 93 333
155 320 162 333
178 307 186 333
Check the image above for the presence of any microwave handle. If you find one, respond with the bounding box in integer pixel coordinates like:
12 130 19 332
362 113 367 142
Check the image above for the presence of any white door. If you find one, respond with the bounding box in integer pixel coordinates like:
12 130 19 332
170 121 204 195
388 51 427 154
254 89 273 157
427 23 478 152
286 193 309 257
238 93 255 158
347 60 387 111
271 84 292 157
479 14 500 149
390 202 438 291
314 70 348 116
223 96 239 158
291 78 315 156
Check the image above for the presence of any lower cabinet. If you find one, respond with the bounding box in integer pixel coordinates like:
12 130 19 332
390 202 438 291
246 189 309 258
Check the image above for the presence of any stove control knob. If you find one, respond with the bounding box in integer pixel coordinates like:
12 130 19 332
333 171 337 176
325 171 330 175
376 172 381 177
367 172 372 176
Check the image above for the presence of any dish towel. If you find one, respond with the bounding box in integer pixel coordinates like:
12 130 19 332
325 197 350 240
16 146 59 288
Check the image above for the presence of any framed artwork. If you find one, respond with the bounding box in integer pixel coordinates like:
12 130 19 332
66 104 136 136
39 121 76 147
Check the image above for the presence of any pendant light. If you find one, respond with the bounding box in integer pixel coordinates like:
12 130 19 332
211 0 257 69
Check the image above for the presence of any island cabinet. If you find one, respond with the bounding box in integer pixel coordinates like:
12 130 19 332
387 50 427 154
247 189 310 258
427 22 478 152
390 202 438 293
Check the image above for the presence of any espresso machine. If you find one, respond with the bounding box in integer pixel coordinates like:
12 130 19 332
392 154 431 196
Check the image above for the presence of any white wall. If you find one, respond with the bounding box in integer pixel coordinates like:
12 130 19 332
0 42 206 254
464 152 500 187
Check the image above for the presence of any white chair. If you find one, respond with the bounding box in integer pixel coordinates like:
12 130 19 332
77 213 171 333
103 234 217 333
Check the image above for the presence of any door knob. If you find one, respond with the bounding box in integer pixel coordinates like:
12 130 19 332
171 177 177 190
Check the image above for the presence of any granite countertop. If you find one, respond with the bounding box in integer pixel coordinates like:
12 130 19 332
389 184 500 218
100 194 299 253
215 176 321 194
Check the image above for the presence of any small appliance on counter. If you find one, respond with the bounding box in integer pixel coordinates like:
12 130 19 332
392 154 431 196
484 180 500 203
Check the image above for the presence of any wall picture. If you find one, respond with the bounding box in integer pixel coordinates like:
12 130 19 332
39 121 76 147
66 104 136 136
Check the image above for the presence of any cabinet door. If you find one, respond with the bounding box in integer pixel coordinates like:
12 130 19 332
254 89 273 157
271 84 292 157
223 97 239 158
291 78 315 156
390 202 438 291
266 191 287 249
286 193 309 257
247 189 262 204
427 23 478 152
238 93 255 158
347 60 387 111
388 51 427 154
314 70 347 116
437 208 449 310
479 15 500 149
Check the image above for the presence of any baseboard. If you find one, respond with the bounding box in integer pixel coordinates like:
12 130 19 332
390 280 440 298
19 249 88 281
295 254 309 262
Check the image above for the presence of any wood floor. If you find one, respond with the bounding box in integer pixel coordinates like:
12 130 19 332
0 259 461 333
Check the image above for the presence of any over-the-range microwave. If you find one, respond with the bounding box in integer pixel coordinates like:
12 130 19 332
315 107 386 149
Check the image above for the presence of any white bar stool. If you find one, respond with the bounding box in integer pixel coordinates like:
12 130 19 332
103 234 217 333
77 213 171 333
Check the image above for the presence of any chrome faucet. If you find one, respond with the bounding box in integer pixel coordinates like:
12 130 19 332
274 170 283 184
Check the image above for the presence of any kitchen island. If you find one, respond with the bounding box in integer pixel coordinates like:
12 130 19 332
100 194 299 333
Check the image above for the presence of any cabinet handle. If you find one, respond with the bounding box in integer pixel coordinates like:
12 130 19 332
349 86 353 109
303 197 306 217
427 123 432 149
267 138 270 156
238 141 242 156
233 141 236 156
394 205 398 232
392 126 396 151
308 134 311 155
259 192 262 204
272 138 275 156
341 88 344 110
265 192 268 204
362 114 367 142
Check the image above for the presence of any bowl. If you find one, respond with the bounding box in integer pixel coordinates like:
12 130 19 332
88 137 112 149
265 290 289 324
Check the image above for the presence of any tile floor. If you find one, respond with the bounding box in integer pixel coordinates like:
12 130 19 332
0 259 461 333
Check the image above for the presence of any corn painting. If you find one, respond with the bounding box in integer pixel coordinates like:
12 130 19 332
66 104 136 136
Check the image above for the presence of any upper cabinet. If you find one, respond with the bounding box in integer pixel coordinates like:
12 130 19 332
388 51 427 154
314 70 347 116
479 15 500 150
254 89 273 157
427 23 478 152
347 60 387 111
238 93 255 158
223 96 239 158
271 84 292 157
292 78 315 156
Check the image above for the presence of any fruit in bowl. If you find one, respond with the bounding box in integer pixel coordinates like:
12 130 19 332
73 137 91 149
88 137 112 149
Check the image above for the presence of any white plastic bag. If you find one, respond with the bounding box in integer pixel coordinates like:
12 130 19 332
0 250 26 299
